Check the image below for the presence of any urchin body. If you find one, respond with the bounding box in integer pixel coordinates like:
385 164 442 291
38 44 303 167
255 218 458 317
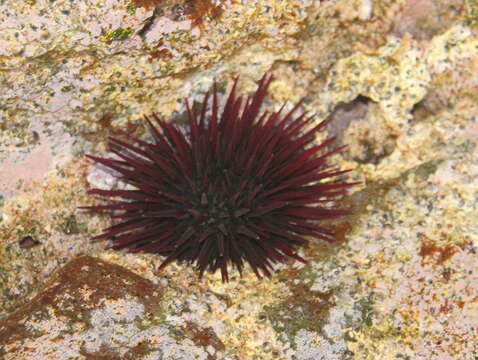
82 74 354 281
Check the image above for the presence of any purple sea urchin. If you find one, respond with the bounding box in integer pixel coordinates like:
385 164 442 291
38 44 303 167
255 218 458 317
82 74 355 281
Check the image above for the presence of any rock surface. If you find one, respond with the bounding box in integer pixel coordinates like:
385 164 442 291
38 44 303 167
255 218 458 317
1 0 477 359
0 255 226 359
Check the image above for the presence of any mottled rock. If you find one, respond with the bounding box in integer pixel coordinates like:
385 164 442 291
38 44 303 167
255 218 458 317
0 256 226 359
0 0 477 359
392 0 464 40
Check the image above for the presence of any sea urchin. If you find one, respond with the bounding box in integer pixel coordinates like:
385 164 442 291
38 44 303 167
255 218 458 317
82 74 355 282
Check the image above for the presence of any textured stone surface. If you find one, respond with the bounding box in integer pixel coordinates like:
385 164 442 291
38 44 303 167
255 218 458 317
0 256 227 359
0 0 477 359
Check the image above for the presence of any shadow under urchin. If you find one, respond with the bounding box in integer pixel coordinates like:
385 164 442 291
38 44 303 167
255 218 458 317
81 74 355 282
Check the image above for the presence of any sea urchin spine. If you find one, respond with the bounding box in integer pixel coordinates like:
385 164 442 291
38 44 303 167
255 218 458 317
81 74 355 282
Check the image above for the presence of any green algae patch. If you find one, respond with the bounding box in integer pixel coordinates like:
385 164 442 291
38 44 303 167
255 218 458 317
263 263 337 344
465 0 478 26
101 27 133 43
